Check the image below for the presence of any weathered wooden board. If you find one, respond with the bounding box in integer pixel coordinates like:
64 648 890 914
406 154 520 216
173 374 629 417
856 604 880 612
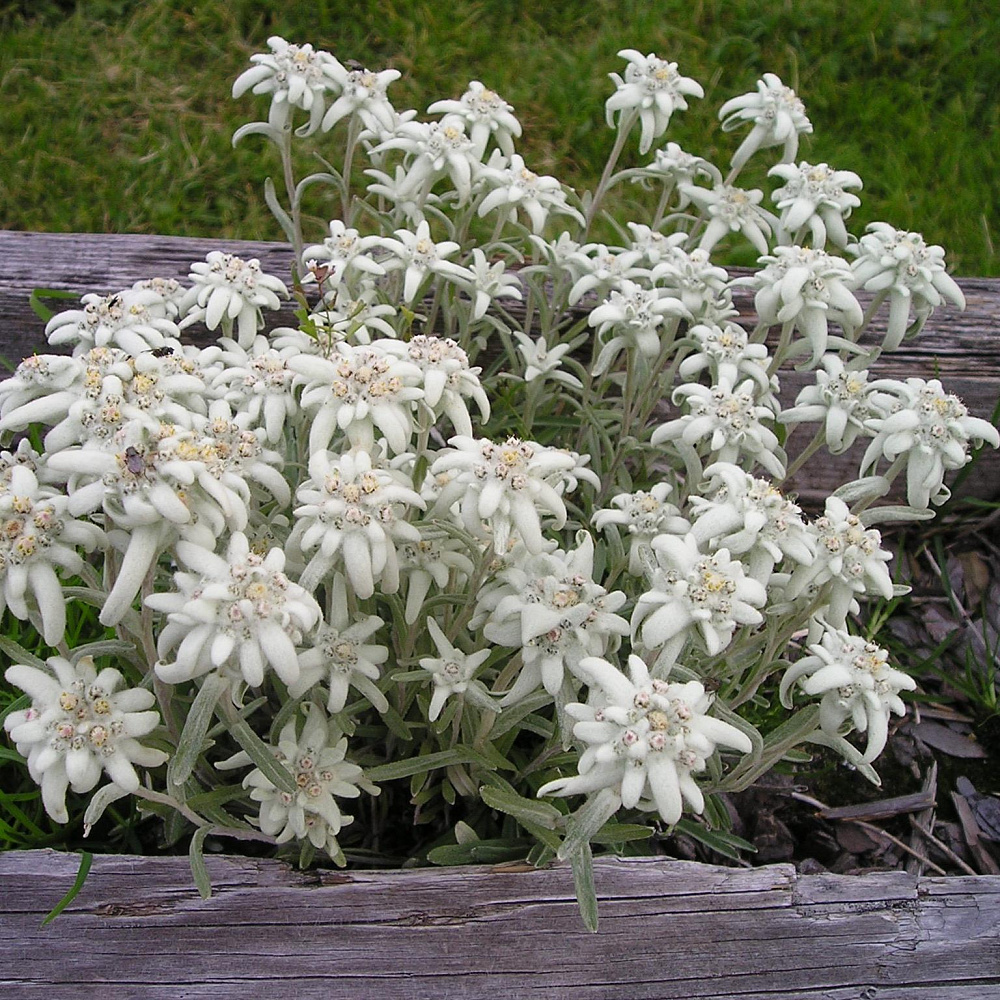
0 850 997 999
1 229 997 503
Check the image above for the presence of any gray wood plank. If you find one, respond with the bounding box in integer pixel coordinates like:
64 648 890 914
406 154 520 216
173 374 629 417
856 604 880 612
0 230 997 504
1 850 997 999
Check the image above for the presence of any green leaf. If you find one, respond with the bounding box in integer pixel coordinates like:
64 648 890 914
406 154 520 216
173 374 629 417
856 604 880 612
223 713 296 795
479 784 562 830
673 818 756 862
427 839 528 866
366 747 496 784
0 635 48 671
82 783 129 836
570 842 599 933
590 822 655 845
188 827 212 899
28 287 79 324
41 852 92 926
263 176 296 243
169 674 230 788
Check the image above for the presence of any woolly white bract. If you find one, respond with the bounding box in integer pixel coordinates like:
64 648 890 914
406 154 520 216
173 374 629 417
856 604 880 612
2 38 995 902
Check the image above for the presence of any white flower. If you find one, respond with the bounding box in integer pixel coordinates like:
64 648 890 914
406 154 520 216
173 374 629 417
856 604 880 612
179 252 288 348
374 117 479 204
288 340 424 455
592 484 689 576
649 246 731 319
0 464 104 645
463 248 523 321
538 654 752 825
652 379 785 479
290 449 425 598
241 705 375 860
688 463 814 584
780 627 915 763
428 81 522 158
783 497 895 628
45 289 181 357
398 530 476 624
769 161 862 249
208 336 300 444
302 221 386 287
631 534 766 669
563 244 647 306
681 183 774 256
420 617 495 721
290 574 389 714
476 153 584 234
364 164 437 226
148 533 321 688
860 378 1000 509
605 50 704 155
430 436 577 554
377 220 473 304
232 37 343 135
382 335 490 436
780 355 890 454
718 73 812 171
321 63 401 134
676 322 772 393
472 531 629 704
512 331 584 390
588 280 690 375
849 223 965 350
641 142 722 206
749 246 863 367
4 655 167 823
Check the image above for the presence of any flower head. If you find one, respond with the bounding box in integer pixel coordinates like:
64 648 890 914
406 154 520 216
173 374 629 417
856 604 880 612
769 161 862 249
428 81 522 158
718 73 812 171
477 153 584 234
420 617 495 721
4 655 167 823
538 654 752 824
592 484 689 576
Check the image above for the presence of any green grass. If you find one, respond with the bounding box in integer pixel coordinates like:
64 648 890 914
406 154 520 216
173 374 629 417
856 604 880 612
1 0 998 273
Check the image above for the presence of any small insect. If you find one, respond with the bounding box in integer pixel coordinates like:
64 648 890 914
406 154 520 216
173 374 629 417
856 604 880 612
124 447 147 476
344 58 366 72
151 346 174 358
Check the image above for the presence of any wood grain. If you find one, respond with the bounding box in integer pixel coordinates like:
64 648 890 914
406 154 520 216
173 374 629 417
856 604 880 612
1 230 997 504
1 850 997 999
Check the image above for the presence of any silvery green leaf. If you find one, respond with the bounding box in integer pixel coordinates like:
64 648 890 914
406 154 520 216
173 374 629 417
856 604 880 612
188 826 213 900
295 171 341 202
0 635 47 671
833 476 889 505
264 177 296 242
169 674 230 788
232 121 283 147
558 787 621 861
860 505 935 526
806 731 881 786
366 748 496 783
83 783 129 836
224 713 296 795
480 784 563 830
570 842 599 933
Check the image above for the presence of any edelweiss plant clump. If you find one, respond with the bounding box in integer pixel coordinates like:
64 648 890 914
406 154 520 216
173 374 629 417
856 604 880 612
3 39 997 927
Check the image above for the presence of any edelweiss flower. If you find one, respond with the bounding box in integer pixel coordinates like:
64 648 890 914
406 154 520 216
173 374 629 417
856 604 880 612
780 627 915 763
240 705 376 860
148 533 321 688
592 484 689 576
4 655 167 823
641 142 722 206
398 530 476 624
631 534 766 668
564 244 647 307
420 617 495 721
462 248 524 321
652 379 785 479
179 252 289 348
374 117 479 203
302 221 386 288
718 73 813 171
476 153 585 234
289 340 424 455
232 37 342 135
538 654 752 824
430 436 577 554
321 63 401 134
512 331 584 390
769 161 862 249
0 464 104 644
382 335 489 436
849 223 965 350
677 322 772 393
290 449 425 598
649 246 731 319
783 497 894 628
780 355 890 454
749 246 863 367
605 50 704 155
290 574 389 714
428 81 522 159
45 289 181 357
860 378 999 509
472 531 628 704
681 183 774 256
688 463 814 584
377 220 473 304
588 280 690 375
